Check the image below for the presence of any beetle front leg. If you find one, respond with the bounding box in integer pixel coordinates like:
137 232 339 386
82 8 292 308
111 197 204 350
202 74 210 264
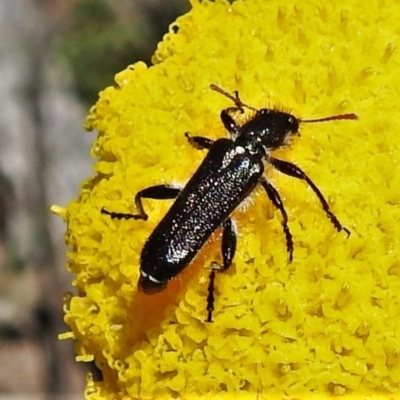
212 89 244 139
210 84 258 140
259 178 294 263
220 110 241 140
270 158 350 235
206 218 237 323
185 132 214 150
101 184 180 221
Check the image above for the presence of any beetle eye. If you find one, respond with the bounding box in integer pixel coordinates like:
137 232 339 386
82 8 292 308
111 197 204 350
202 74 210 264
287 115 299 133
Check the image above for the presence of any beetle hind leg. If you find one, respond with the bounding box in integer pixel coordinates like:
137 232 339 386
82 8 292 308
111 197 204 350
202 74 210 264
259 178 294 263
206 264 220 323
206 218 237 322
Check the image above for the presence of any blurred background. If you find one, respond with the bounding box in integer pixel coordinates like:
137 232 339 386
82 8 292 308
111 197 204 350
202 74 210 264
0 0 189 398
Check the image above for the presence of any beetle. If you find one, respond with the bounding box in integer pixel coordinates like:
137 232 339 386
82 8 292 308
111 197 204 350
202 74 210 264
101 84 357 322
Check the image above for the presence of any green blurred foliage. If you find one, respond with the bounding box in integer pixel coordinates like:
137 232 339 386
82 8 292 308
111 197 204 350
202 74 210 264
59 0 189 105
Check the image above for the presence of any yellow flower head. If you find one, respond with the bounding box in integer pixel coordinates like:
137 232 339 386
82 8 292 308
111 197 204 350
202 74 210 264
54 0 400 398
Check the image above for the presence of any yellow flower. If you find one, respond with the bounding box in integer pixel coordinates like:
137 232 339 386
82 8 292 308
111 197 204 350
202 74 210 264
53 0 400 398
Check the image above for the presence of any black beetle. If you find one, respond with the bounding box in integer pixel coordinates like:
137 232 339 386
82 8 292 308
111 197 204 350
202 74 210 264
102 84 357 322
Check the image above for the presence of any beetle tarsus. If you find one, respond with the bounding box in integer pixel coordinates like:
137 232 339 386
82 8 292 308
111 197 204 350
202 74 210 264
206 262 223 323
101 208 143 220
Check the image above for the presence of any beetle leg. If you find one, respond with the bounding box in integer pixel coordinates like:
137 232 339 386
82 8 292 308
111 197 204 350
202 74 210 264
206 218 237 322
206 266 218 323
211 84 259 140
270 158 350 236
185 132 214 150
221 218 237 270
259 178 294 263
220 110 242 140
101 185 180 221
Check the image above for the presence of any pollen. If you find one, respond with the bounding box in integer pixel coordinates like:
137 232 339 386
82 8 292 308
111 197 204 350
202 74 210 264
57 0 400 398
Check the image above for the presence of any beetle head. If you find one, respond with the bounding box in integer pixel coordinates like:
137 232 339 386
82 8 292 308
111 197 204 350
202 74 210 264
246 109 300 150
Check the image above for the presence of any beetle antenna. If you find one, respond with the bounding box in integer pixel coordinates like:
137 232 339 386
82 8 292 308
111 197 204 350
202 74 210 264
210 84 258 112
301 113 358 123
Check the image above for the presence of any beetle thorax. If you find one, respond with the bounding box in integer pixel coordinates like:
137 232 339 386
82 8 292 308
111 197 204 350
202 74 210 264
238 109 299 151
